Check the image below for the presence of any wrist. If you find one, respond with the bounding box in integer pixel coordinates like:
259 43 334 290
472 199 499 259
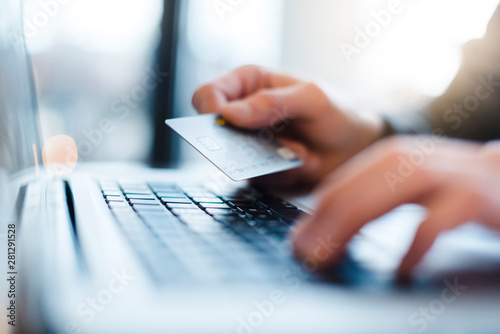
357 112 385 149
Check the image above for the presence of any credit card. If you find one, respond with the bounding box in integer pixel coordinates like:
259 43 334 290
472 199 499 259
165 114 302 181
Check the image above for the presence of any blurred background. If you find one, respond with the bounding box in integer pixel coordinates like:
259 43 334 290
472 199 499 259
23 0 499 166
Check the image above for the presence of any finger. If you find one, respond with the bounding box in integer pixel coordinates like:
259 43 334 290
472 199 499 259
314 137 479 196
295 136 479 249
277 138 322 178
397 185 481 279
249 139 321 189
192 65 298 114
291 149 442 268
221 82 327 129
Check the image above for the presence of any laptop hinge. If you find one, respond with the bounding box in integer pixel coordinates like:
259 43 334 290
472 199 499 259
64 180 77 237
62 180 87 273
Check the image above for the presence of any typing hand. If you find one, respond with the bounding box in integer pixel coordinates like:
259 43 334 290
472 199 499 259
292 137 500 278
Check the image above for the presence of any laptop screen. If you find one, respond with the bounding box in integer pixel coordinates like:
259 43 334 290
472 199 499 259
0 0 43 178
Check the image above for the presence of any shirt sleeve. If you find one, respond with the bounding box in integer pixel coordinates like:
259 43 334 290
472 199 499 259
384 5 500 142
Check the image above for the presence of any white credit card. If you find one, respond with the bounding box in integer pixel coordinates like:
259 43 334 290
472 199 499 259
165 114 303 181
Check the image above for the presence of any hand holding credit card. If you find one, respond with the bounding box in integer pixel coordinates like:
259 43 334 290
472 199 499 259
165 114 303 181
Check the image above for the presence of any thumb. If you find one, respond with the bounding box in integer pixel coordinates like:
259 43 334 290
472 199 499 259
220 82 326 129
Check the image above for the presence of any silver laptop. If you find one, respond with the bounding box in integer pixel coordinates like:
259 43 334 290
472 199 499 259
2 1 500 333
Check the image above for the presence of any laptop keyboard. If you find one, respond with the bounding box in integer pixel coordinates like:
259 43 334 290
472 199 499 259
99 181 310 284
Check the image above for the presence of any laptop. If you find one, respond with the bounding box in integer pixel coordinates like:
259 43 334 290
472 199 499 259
3 1 500 333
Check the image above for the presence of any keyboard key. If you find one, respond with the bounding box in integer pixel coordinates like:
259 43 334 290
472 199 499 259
106 197 125 204
139 211 176 222
134 207 168 214
183 188 214 197
192 197 224 204
271 209 306 221
256 224 290 233
103 190 122 196
250 213 275 221
123 191 153 196
133 208 166 216
165 203 199 210
130 199 161 206
170 208 206 216
228 200 257 207
160 198 192 204
144 222 182 233
121 186 151 193
198 203 232 210
259 199 297 209
205 208 238 216
244 208 267 217
253 219 287 227
126 194 157 200
156 192 187 198
100 184 120 192
187 223 226 233
105 194 123 199
108 201 128 208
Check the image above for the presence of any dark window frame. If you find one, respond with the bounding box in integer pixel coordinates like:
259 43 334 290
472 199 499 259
150 0 180 167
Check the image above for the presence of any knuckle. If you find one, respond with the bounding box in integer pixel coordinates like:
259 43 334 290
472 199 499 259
377 136 408 161
291 81 332 120
237 65 266 80
254 90 279 110
457 182 484 207
238 64 261 72
412 165 439 186
303 81 321 94
375 136 441 185
302 82 328 105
